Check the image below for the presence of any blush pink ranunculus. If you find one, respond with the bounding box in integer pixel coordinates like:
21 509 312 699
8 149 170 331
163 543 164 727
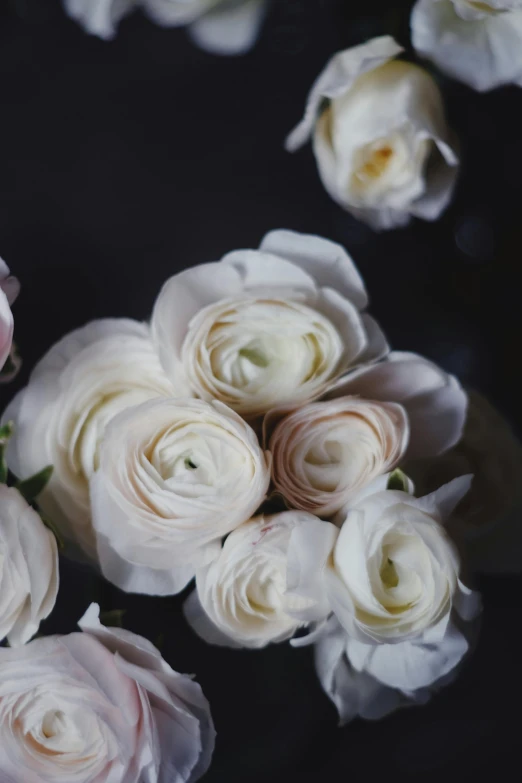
0 603 215 783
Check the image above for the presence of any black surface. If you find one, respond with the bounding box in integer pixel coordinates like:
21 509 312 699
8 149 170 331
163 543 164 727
1 1 522 781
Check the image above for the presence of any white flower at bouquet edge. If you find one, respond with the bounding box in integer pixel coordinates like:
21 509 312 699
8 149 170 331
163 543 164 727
184 511 328 649
411 0 522 92
151 228 388 420
63 0 268 55
91 397 271 596
0 257 20 378
313 615 477 724
2 319 183 560
287 474 480 645
0 485 59 647
0 603 215 783
286 36 459 231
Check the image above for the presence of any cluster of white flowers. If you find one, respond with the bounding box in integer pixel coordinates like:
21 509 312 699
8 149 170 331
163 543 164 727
6 227 519 730
3 0 522 777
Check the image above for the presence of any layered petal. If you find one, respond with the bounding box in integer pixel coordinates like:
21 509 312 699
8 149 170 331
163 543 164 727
151 230 387 418
91 398 271 595
2 319 183 559
184 512 317 648
0 486 59 647
0 604 215 782
328 351 468 459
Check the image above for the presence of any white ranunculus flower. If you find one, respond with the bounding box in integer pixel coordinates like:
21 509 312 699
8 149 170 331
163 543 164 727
266 351 467 517
63 0 267 54
314 616 474 724
91 397 271 595
0 257 20 379
3 319 183 559
151 229 388 419
411 0 522 92
286 36 459 230
287 475 480 644
267 398 409 518
184 511 327 649
0 486 59 647
0 603 215 783
407 390 522 574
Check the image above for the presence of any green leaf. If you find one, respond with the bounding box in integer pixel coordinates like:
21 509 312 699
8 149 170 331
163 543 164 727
0 421 14 484
15 465 54 504
155 632 165 652
38 512 65 551
387 469 411 493
100 609 126 629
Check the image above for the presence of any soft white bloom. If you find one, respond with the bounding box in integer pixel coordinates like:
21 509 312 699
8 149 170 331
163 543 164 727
145 0 267 55
286 36 459 230
151 229 388 419
268 398 409 517
407 390 522 574
0 485 59 647
314 616 474 724
91 397 271 596
287 475 480 644
63 0 267 54
3 319 183 559
0 257 20 377
266 351 467 517
184 511 324 649
412 0 522 92
63 0 138 40
0 603 215 783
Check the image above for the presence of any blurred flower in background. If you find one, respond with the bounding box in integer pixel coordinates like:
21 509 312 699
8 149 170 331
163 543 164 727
411 0 522 91
63 0 268 54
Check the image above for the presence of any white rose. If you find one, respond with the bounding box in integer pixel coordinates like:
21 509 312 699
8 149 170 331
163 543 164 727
287 475 480 644
314 616 474 724
63 0 267 54
268 398 409 517
3 319 183 559
406 390 522 574
184 511 325 649
0 486 59 647
286 36 459 230
0 603 215 783
91 397 271 595
266 351 467 517
0 257 20 379
411 0 522 92
151 229 388 419
62 0 138 40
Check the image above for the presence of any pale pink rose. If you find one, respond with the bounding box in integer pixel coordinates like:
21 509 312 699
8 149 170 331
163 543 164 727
268 397 408 517
0 257 20 377
0 603 215 783
265 351 467 518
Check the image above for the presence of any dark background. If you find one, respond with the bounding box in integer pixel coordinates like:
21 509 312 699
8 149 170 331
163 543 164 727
1 0 522 780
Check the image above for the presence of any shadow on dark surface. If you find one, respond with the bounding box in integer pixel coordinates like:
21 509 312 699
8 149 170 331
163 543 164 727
1 1 521 781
